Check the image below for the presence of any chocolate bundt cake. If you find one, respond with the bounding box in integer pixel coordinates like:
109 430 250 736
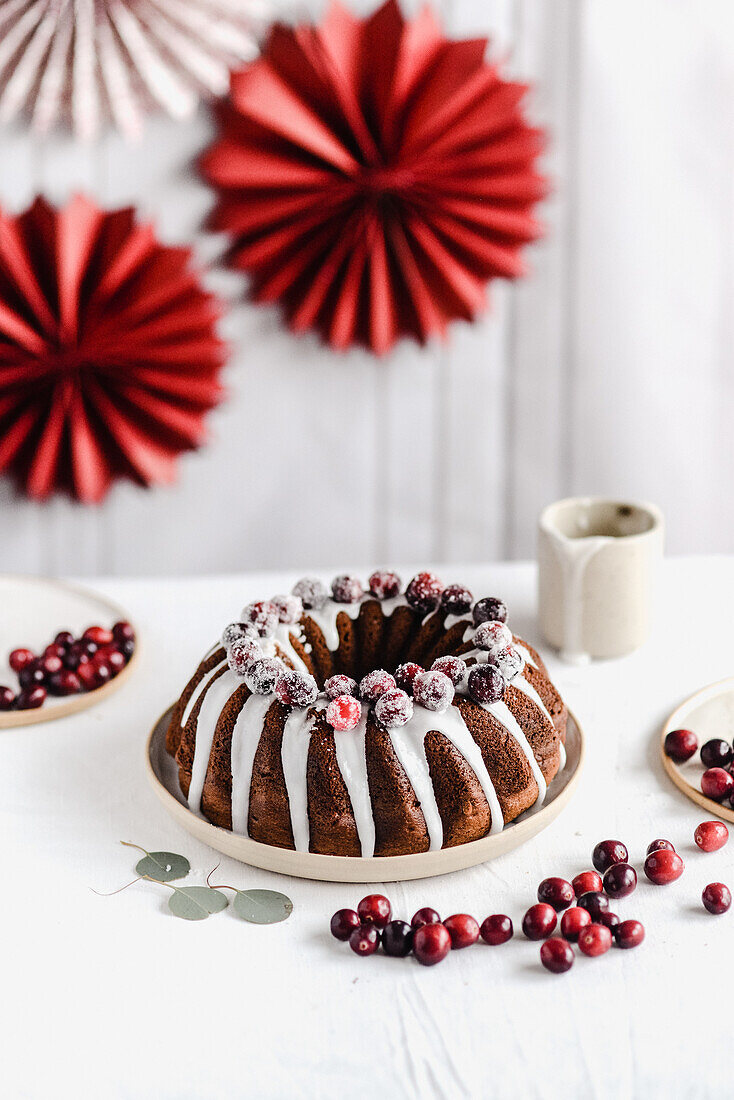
165 571 568 858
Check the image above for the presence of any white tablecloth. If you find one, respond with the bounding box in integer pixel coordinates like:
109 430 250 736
2 558 732 1099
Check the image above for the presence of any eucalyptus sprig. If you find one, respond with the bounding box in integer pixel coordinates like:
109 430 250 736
206 866 293 925
120 841 191 882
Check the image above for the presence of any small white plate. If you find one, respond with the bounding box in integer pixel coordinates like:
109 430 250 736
661 676 734 822
0 574 139 729
146 707 585 883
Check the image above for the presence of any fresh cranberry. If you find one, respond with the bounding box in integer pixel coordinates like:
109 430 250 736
118 639 135 662
43 643 66 661
0 686 16 710
103 649 126 675
8 648 34 673
560 907 591 942
274 670 318 707
694 820 729 852
326 695 362 732
473 597 508 625
83 625 114 646
701 739 733 769
394 663 424 694
368 571 402 600
701 768 734 802
603 863 637 899
39 653 63 678
578 923 613 957
412 670 454 712
48 670 82 696
443 914 480 949
599 911 620 931
359 670 396 703
440 584 473 616
644 849 684 885
592 840 628 873
18 663 45 689
349 924 380 956
576 892 610 919
81 639 99 658
411 907 441 930
77 662 99 691
702 882 731 915
112 621 136 645
382 920 413 957
413 923 451 966
64 642 90 670
572 871 603 897
537 877 575 911
480 914 513 945
324 675 358 700
330 908 361 941
647 839 675 855
331 575 364 604
522 904 557 940
467 663 505 705
540 938 574 974
615 919 645 949
664 728 698 762
54 631 75 650
91 657 112 687
15 686 46 710
405 572 444 615
358 894 391 929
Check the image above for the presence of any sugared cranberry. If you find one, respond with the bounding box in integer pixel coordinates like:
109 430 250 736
413 923 451 966
664 728 698 762
522 904 557 940
292 577 328 611
112 621 135 645
701 767 734 802
9 648 35 673
646 839 675 855
537 877 575 911
54 631 75 650
324 675 358 700
382 920 414 957
480 914 513 945
15 686 46 710
411 907 440 929
330 908 361 941
275 670 318 707
599 911 620 931
18 663 45 689
430 656 467 687
48 670 82 696
412 670 454 712
0 686 15 710
368 571 402 600
83 625 114 646
578 923 613 957
694 820 729 852
474 621 513 653
271 594 303 624
560 907 591 943
359 669 396 703
405 572 443 615
444 914 480 949
492 645 523 683
603 863 637 899
326 695 362 732
227 636 262 676
349 925 380 956
221 622 248 649
467 663 505 705
592 839 628 873
358 894 391 929
331 575 364 604
540 938 574 974
615 919 645 949
701 739 733 769
77 662 99 691
644 849 684 885
374 688 413 728
245 658 283 695
440 584 473 616
473 597 508 625
576 892 610 919
394 663 423 694
572 870 603 897
241 601 279 638
702 882 731 915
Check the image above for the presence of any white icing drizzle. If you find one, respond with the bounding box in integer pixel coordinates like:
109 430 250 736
333 709 375 857
271 621 310 673
181 657 227 728
187 668 242 813
203 641 221 662
230 693 277 835
559 741 567 769
513 641 538 668
302 594 408 652
280 704 325 851
482 699 547 804
514 674 555 728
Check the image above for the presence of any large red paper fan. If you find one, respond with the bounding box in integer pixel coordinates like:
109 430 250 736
0 195 226 503
202 0 547 354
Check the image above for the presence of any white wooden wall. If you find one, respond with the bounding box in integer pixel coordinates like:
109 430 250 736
1 0 733 577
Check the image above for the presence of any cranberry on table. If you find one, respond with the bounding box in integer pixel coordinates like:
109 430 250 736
576 891 610 919
411 907 440 930
644 848 684 885
578 923 613 957
48 670 82 696
15 686 46 710
412 923 451 966
522 904 557 940
663 728 698 762
603 863 637 899
9 648 35 673
382 920 414 957
694 820 729 852
0 686 16 710
560 907 591 943
614 919 645 949
444 914 480 949
330 908 361 941
702 882 731 915
357 894 391 929
701 768 734 803
537 877 575 911
701 739 733 769
349 924 380 957
599 911 620 931
647 839 675 855
480 914 513 945
592 839 628 873
540 938 575 974
572 870 603 898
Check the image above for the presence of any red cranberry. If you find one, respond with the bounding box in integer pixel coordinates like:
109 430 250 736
368 571 402 600
572 870 603 897
39 653 63 677
83 625 114 646
44 643 66 661
702 768 734 802
405 572 443 615
577 891 610 919
274 670 318 707
467 663 505 705
644 849 684 885
54 631 75 650
357 894 391 929
599 911 620 931
77 662 99 691
603 863 637 899
324 675 358 700
411 907 440 930
440 584 473 616
592 839 628 873
615 919 645 949
578 923 613 957
394 663 424 694
701 739 733 769
103 649 126 675
444 914 480 949
118 639 135 662
702 882 731 915
664 728 698 762
48 670 82 696
561 907 591 942
8 648 34 673
374 689 413 729
81 639 99 658
694 820 729 852
331 575 364 604
382 920 414 957
647 839 675 855
326 695 362 731
112 621 135 645
540 938 574 974
430 655 468 687
522 904 557 940
15 685 46 710
64 642 90 670
473 597 508 625
359 669 396 703
330 908 361 941
0 685 15 709
412 670 454 712
537 877 575 911
18 663 45 689
412 923 451 966
480 914 513 945
349 924 380 956
91 658 112 687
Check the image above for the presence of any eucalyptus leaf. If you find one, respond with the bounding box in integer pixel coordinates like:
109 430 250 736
167 886 228 921
232 889 293 924
135 851 190 882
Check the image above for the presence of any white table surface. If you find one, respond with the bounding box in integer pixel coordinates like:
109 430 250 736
2 557 733 1100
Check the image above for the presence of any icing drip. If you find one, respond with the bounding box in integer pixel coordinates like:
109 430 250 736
271 621 310 673
514 674 555 727
187 668 242 813
303 594 408 651
559 741 567 769
281 704 326 851
333 709 375 857
482 699 547 804
230 693 277 835
181 657 227 728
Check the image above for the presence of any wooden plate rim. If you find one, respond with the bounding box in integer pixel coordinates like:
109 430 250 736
660 675 734 823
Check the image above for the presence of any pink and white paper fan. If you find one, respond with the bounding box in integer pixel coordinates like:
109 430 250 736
0 0 268 140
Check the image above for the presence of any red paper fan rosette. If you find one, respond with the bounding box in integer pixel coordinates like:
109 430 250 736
0 195 226 503
202 0 547 354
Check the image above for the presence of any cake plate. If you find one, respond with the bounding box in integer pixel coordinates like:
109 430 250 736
0 574 139 729
146 706 585 883
660 676 734 823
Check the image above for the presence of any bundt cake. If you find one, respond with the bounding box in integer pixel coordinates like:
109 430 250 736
165 571 568 858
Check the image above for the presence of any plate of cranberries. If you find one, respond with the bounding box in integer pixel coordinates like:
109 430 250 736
661 676 734 824
0 575 139 728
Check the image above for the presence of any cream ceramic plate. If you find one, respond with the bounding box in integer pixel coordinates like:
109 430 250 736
0 574 139 728
146 707 585 883
661 676 734 822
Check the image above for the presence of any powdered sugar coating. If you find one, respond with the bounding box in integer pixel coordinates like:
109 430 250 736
332 574 364 603
492 645 524 683
324 674 358 700
405 572 443 614
222 622 254 649
431 655 468 688
275 669 318 707
473 597 508 625
326 694 362 731
468 663 505 704
292 577 328 610
228 635 263 676
394 662 424 695
440 584 473 616
241 600 279 638
246 657 283 695
474 620 513 653
374 688 413 728
368 570 402 600
359 669 396 703
413 670 454 712
272 594 303 624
